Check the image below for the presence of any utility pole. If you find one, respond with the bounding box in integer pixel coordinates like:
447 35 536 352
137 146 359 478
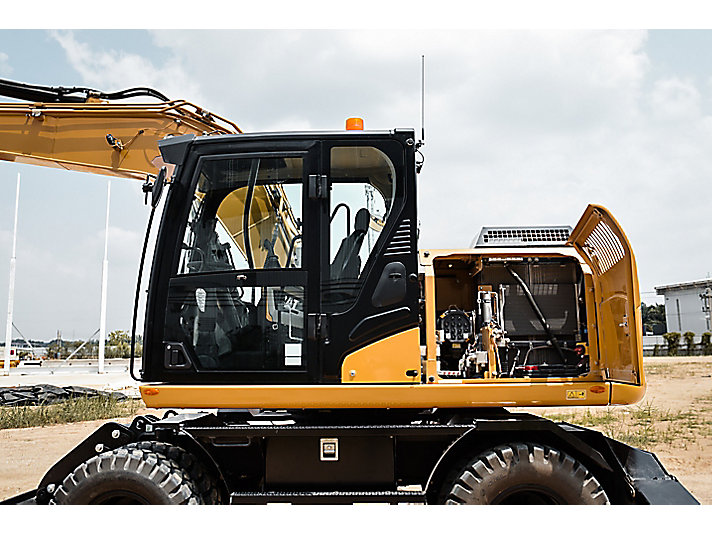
701 287 712 332
98 181 111 374
3 173 20 375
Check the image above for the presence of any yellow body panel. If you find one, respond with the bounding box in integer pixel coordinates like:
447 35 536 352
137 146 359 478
340 328 420 383
569 205 644 386
140 379 646 409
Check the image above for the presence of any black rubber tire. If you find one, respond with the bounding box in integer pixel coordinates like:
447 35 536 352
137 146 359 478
126 441 222 504
439 442 610 505
52 445 201 505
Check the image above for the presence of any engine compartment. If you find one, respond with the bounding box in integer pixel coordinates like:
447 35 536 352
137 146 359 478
429 255 590 379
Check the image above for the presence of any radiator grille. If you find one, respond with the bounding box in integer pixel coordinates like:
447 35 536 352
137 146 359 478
472 226 572 247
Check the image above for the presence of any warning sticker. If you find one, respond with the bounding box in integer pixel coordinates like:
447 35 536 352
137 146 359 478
566 389 587 400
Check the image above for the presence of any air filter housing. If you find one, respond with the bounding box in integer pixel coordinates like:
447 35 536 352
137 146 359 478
472 226 572 248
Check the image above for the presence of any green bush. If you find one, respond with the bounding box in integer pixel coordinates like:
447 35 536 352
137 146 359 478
663 332 681 356
702 332 712 355
683 331 696 355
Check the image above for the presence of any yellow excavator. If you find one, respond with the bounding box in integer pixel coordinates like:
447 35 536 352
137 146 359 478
0 78 698 505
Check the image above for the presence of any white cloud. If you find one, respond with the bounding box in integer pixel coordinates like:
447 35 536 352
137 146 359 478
0 51 11 75
649 77 701 120
49 30 204 104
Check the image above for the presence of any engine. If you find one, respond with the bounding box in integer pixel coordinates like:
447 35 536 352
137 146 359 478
437 286 508 378
432 256 591 380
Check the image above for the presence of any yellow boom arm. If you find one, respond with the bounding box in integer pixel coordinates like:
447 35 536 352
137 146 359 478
0 99 240 179
0 94 299 267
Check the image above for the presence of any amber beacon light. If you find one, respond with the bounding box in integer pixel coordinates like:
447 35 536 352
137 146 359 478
346 117 364 130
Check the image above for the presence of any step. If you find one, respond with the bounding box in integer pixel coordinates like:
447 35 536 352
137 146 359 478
229 489 426 504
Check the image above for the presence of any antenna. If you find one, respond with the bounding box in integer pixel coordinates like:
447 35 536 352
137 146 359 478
420 55 425 145
415 55 426 174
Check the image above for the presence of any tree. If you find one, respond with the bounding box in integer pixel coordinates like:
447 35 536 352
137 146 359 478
682 332 696 355
641 303 666 333
663 332 681 356
45 340 69 359
108 330 131 358
701 332 712 355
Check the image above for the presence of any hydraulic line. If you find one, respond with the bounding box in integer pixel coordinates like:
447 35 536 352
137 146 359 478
0 77 169 103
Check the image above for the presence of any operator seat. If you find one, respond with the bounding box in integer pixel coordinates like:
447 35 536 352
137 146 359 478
330 208 370 282
323 208 370 311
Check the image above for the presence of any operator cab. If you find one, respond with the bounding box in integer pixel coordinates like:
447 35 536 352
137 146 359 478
142 130 419 384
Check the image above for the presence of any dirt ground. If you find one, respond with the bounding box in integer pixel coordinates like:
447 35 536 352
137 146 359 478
1 356 711 504
517 355 712 505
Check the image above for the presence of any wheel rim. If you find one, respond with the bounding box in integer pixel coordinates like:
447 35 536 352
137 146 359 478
88 490 151 505
491 484 566 505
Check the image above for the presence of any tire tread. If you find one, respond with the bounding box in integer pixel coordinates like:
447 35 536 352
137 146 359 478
53 446 200 505
440 442 610 505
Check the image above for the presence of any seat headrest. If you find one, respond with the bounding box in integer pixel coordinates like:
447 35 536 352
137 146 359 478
354 208 370 233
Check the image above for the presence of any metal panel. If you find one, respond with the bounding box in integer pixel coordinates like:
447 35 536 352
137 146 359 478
568 205 643 385
265 436 394 488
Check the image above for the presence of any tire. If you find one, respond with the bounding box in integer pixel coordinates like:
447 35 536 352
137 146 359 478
53 446 201 505
126 441 222 504
439 442 609 505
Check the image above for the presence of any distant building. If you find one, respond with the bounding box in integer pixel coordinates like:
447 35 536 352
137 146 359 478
655 278 712 334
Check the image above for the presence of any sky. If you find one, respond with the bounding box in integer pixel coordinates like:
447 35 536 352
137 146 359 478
1 19 712 341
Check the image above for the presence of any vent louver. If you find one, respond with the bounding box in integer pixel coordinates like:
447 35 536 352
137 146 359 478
582 220 625 274
384 219 412 256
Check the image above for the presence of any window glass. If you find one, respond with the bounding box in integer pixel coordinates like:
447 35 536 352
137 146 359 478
178 157 303 274
166 282 305 371
168 156 306 372
323 146 396 312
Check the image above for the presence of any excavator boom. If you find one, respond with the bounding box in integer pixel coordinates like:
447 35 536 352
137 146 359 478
0 78 300 267
0 95 240 179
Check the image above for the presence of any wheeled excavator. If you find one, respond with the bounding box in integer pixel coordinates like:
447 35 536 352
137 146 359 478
0 78 699 504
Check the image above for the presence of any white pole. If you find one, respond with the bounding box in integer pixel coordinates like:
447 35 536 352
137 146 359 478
98 181 111 374
3 173 20 375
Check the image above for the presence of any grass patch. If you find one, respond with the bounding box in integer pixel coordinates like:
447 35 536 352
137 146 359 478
547 409 618 427
0 396 141 430
547 401 712 449
545 357 712 450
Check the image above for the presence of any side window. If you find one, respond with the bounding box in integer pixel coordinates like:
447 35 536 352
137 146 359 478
323 146 396 312
178 156 303 274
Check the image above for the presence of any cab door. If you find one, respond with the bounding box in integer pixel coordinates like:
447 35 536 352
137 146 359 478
152 142 323 384
318 139 420 382
568 204 643 384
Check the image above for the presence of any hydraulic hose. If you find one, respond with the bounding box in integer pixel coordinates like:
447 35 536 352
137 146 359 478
0 77 169 103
